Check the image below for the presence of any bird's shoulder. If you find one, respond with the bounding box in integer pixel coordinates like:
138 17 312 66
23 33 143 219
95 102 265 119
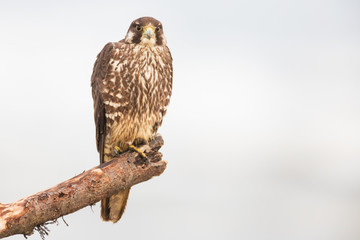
91 41 126 86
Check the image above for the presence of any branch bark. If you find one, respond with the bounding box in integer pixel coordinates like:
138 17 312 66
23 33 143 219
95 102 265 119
0 135 166 239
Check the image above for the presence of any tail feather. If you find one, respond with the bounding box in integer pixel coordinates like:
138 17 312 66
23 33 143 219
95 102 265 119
101 188 130 223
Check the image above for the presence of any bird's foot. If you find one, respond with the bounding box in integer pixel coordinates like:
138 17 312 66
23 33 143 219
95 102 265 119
113 146 122 157
129 144 149 165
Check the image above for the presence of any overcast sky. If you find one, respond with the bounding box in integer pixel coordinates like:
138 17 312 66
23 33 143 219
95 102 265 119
0 1 360 239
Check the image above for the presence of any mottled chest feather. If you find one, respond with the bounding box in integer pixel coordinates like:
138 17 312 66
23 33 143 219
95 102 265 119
97 41 172 143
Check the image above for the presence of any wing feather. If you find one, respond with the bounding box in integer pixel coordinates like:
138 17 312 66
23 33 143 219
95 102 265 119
91 42 115 163
153 46 173 133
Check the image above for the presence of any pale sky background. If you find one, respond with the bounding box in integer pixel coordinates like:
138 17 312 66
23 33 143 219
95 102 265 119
0 0 360 239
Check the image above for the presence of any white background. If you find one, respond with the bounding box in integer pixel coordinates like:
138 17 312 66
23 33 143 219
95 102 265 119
0 0 359 239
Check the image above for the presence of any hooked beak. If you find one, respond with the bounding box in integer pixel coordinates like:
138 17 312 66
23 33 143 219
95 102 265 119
143 27 155 39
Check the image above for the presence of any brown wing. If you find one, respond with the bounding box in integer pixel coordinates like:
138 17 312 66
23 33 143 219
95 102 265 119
153 46 173 133
91 42 115 163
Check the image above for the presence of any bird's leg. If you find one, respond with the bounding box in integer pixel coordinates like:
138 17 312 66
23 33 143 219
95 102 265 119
129 145 149 165
113 146 121 156
130 138 149 165
113 142 129 156
113 140 149 164
128 145 147 158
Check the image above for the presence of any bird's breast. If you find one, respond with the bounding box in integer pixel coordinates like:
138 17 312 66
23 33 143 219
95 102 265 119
103 46 167 143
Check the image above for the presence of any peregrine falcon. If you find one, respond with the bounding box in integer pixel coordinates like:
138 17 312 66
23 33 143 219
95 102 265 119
91 17 173 222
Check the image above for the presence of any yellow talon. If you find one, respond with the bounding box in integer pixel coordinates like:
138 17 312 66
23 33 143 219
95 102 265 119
114 146 121 151
129 145 147 158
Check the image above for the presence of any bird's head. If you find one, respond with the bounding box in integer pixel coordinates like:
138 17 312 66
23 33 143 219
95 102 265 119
125 17 166 46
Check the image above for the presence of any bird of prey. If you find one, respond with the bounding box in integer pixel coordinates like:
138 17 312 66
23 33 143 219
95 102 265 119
91 17 173 223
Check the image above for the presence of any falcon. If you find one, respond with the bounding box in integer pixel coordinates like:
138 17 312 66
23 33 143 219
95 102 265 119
91 17 173 223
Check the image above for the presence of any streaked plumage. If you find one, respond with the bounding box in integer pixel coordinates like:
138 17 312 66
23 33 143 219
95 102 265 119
91 17 173 222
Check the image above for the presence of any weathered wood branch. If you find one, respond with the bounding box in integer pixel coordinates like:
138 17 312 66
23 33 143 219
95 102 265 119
0 135 166 239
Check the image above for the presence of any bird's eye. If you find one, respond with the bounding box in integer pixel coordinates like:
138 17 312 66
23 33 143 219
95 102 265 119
136 25 142 31
155 27 160 32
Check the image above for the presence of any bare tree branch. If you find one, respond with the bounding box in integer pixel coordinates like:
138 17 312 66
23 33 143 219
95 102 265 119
0 135 166 239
